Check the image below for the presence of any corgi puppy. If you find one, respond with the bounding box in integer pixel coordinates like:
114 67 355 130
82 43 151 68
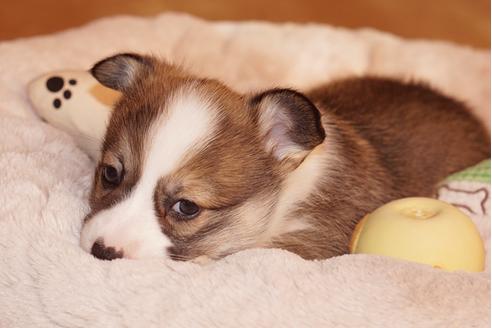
80 53 490 262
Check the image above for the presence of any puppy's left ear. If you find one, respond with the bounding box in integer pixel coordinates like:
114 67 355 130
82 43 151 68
251 88 325 166
90 53 154 91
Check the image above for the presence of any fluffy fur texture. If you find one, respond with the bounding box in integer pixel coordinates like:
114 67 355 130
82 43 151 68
82 54 488 262
0 13 490 327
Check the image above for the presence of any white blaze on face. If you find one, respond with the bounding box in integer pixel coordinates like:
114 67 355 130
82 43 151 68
80 89 217 259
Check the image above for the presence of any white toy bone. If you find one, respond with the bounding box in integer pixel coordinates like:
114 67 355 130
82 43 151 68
28 70 120 160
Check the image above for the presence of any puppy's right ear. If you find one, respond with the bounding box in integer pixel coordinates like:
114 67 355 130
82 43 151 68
251 88 325 168
90 53 154 91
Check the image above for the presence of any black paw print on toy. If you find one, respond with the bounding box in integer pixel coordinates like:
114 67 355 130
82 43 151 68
46 76 77 109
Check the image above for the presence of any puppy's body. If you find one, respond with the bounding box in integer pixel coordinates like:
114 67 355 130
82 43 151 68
271 78 490 258
80 54 489 261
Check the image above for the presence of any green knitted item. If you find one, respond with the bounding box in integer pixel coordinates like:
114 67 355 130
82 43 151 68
445 159 490 183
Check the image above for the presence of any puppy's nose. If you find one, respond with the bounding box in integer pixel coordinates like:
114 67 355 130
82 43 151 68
90 240 123 261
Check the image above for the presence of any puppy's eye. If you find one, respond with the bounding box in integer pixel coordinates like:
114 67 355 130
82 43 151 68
171 200 200 219
101 165 122 188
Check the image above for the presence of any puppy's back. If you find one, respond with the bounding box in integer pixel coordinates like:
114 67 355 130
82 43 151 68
308 77 490 197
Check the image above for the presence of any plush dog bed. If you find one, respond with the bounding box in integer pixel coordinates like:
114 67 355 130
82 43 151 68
0 13 490 327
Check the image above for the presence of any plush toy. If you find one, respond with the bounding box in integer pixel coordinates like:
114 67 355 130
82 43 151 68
28 70 120 160
350 197 485 272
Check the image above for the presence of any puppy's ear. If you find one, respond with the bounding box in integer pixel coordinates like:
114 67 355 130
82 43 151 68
251 89 325 166
90 53 154 91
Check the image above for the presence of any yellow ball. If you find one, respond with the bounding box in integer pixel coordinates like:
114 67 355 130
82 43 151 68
350 197 485 272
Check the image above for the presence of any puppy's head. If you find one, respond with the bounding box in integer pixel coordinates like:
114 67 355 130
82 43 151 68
80 53 325 261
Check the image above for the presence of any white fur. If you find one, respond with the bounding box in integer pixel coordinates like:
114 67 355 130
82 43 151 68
258 101 307 160
80 88 217 258
264 141 333 239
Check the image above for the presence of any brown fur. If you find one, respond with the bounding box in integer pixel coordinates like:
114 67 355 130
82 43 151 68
270 77 490 258
84 54 490 261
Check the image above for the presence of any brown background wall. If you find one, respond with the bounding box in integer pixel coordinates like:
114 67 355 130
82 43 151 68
0 0 489 48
